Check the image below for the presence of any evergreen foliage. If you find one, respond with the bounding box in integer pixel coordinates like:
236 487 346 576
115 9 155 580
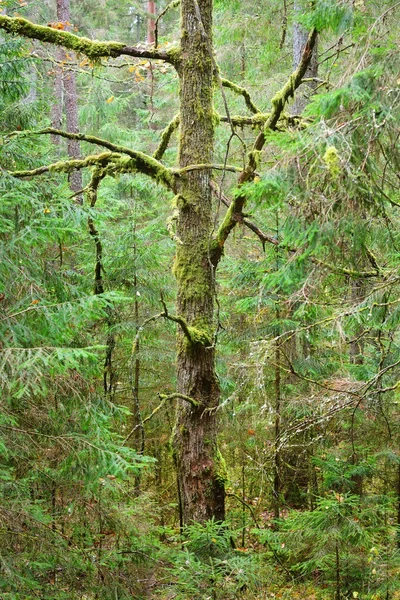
0 0 399 597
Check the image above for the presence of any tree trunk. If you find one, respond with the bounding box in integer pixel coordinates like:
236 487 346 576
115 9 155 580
172 0 225 524
56 0 82 199
292 1 318 114
51 55 63 147
147 1 156 45
397 462 400 549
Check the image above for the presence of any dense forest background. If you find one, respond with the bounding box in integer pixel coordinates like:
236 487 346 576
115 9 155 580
0 0 399 598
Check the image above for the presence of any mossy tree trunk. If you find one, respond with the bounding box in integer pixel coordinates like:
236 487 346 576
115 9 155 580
172 0 225 523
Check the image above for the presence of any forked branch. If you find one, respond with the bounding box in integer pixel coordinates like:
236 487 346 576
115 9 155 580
212 28 318 263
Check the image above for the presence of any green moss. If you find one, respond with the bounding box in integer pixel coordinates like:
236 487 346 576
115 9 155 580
214 448 228 484
187 325 212 346
248 149 262 171
0 15 125 62
323 145 341 178
165 45 182 67
173 243 211 301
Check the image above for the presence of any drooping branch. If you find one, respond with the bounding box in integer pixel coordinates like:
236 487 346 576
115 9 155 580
160 294 201 345
212 28 318 264
153 113 180 160
123 391 198 445
221 78 261 114
0 15 180 65
155 0 180 48
159 392 199 406
12 127 144 158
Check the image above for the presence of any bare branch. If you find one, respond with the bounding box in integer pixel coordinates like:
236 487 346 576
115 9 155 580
155 0 180 48
122 391 198 445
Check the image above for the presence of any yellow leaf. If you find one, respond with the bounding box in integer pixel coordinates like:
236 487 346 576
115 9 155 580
44 208 51 214
106 96 115 103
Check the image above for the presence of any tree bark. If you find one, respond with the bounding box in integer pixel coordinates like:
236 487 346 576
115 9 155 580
172 0 225 524
292 1 318 115
147 1 156 45
56 0 82 198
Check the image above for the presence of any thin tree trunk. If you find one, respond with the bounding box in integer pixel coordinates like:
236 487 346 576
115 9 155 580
147 1 156 45
56 0 82 200
349 277 364 495
273 318 281 521
147 1 157 129
51 55 63 147
292 1 318 114
172 0 225 524
397 462 400 549
335 539 341 600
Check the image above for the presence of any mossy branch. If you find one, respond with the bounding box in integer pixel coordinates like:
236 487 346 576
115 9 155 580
314 259 382 279
219 113 306 129
152 111 302 163
159 393 199 407
10 146 175 189
153 114 180 160
11 152 117 178
0 14 179 65
160 295 194 344
175 163 243 175
262 28 318 134
123 390 198 445
221 78 261 114
212 29 318 264
210 182 279 249
11 126 143 158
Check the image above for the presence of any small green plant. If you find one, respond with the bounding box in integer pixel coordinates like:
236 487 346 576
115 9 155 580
162 519 274 599
258 490 399 600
